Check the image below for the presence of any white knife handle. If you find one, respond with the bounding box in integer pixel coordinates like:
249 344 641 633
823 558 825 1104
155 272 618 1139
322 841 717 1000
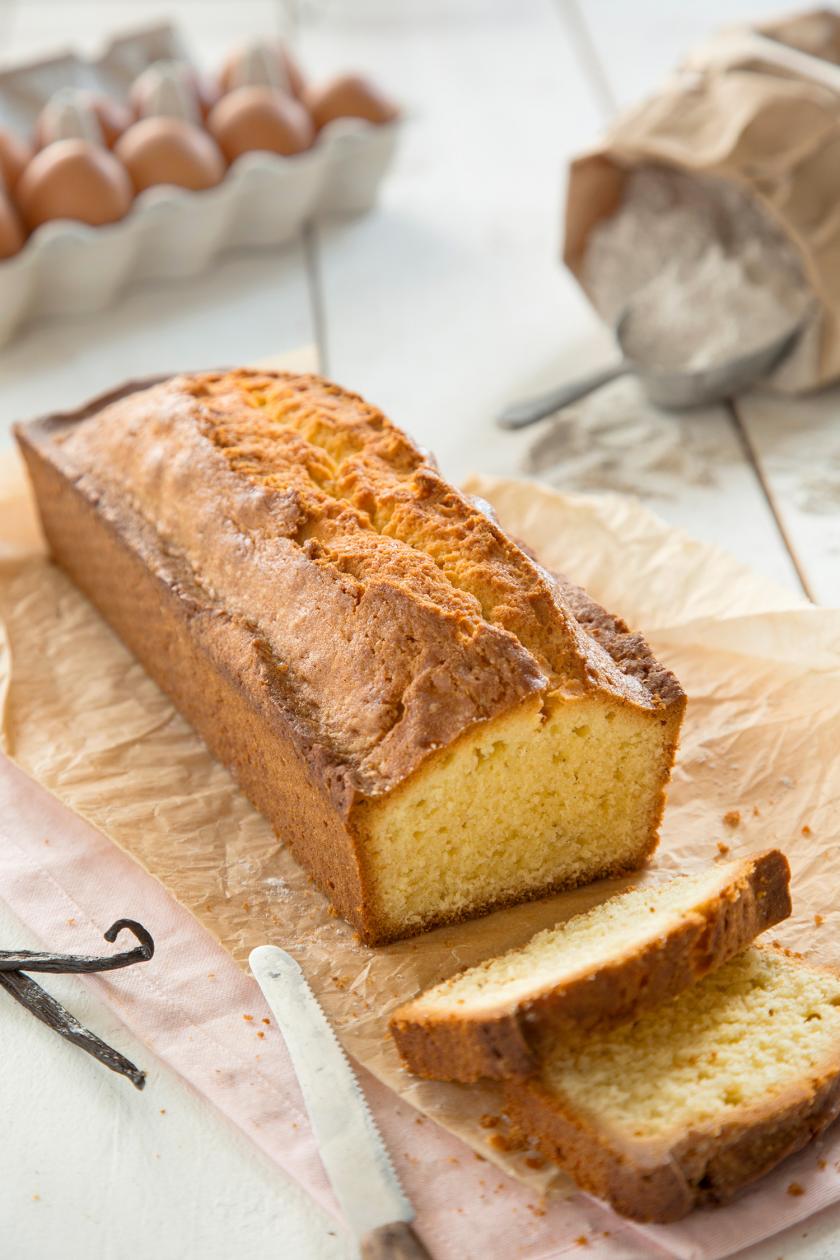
360 1221 432 1259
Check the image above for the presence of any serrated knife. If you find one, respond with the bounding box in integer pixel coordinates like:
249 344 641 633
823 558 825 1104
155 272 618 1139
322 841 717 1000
250 946 432 1259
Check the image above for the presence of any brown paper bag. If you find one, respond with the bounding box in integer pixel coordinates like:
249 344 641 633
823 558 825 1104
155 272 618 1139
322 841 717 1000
564 13 840 393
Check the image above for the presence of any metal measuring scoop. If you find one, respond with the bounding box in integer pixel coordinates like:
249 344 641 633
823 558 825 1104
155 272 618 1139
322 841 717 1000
498 308 803 431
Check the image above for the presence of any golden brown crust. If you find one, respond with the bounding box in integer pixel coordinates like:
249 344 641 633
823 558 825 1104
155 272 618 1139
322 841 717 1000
504 1034 840 1222
390 851 792 1081
17 431 373 926
15 370 686 944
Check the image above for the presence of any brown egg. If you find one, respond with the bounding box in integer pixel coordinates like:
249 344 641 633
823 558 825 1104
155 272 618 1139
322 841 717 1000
0 189 25 259
207 86 314 162
16 139 133 231
0 127 32 191
115 117 225 193
35 89 131 150
219 39 305 99
131 61 219 124
304 75 398 130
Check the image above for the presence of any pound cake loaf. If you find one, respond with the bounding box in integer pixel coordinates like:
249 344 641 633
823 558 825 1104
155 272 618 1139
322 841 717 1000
504 946 840 1222
391 849 791 1081
16 370 685 944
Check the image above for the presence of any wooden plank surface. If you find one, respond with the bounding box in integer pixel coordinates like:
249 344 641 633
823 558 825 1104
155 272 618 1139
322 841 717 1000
0 246 316 438
303 0 803 592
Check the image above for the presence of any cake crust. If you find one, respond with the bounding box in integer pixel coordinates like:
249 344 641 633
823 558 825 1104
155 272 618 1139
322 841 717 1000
390 850 792 1081
15 370 685 943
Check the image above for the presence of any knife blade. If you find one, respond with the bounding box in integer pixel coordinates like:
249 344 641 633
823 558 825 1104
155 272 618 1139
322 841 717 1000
249 945 432 1259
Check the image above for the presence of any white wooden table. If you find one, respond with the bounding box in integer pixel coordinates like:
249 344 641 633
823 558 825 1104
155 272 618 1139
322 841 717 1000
1 2 838 1257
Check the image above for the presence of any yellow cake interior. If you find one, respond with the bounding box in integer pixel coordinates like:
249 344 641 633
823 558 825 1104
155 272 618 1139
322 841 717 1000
401 862 739 1014
538 948 840 1140
358 687 673 937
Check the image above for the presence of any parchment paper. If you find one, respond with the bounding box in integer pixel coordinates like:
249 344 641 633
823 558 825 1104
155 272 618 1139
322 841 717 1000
1 443 839 1197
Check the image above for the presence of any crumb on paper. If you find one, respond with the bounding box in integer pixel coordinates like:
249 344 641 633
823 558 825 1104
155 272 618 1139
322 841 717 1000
723 810 741 828
815 914 825 927
66 917 76 927
802 824 812 836
479 1113 500 1129
475 1152 485 1162
716 841 730 856
818 1158 827 1170
262 1017 270 1025
528 1204 546 1218
576 1237 589 1247
488 1132 525 1153
256 1030 265 1040
787 1182 805 1196
414 1116 424 1126
207 972 216 980
242 1014 253 1022
159 1108 166 1115
32 1194 40 1202
753 806 761 817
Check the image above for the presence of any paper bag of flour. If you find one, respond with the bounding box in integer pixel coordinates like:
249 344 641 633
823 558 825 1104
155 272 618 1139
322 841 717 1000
564 11 840 394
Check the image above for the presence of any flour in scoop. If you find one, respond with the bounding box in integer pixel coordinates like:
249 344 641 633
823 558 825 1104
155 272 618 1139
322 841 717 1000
583 167 817 389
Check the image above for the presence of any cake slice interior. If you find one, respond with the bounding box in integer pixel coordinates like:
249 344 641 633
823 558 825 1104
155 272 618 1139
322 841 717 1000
391 850 791 1080
505 946 840 1222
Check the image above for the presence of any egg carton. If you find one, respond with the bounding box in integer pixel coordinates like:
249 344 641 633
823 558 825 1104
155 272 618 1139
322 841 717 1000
0 23 400 346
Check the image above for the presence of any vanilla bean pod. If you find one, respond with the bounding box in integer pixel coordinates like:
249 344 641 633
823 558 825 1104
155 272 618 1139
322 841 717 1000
0 919 154 973
0 969 146 1089
0 919 154 1089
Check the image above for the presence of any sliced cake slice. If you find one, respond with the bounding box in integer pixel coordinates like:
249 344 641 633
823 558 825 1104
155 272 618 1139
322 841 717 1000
390 850 790 1082
504 946 840 1222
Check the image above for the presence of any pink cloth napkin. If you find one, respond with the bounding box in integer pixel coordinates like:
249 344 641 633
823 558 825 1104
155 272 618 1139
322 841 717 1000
1 752 838 1260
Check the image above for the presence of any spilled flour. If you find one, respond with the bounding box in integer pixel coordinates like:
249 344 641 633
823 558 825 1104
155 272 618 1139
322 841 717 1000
583 166 818 390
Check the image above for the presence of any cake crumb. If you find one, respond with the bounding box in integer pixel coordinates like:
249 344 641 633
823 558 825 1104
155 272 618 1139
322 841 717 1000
787 1182 805 1197
815 914 824 927
262 1017 270 1025
524 1154 546 1170
256 1030 265 1039
32 1194 40 1201
723 810 741 828
479 1114 500 1129
802 824 812 836
716 841 730 856
753 806 761 817
527 1204 545 1217
576 1236 589 1247
242 1014 253 1022
159 1108 166 1115
488 1132 525 1153
818 1158 827 1170
474 1152 485 1162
